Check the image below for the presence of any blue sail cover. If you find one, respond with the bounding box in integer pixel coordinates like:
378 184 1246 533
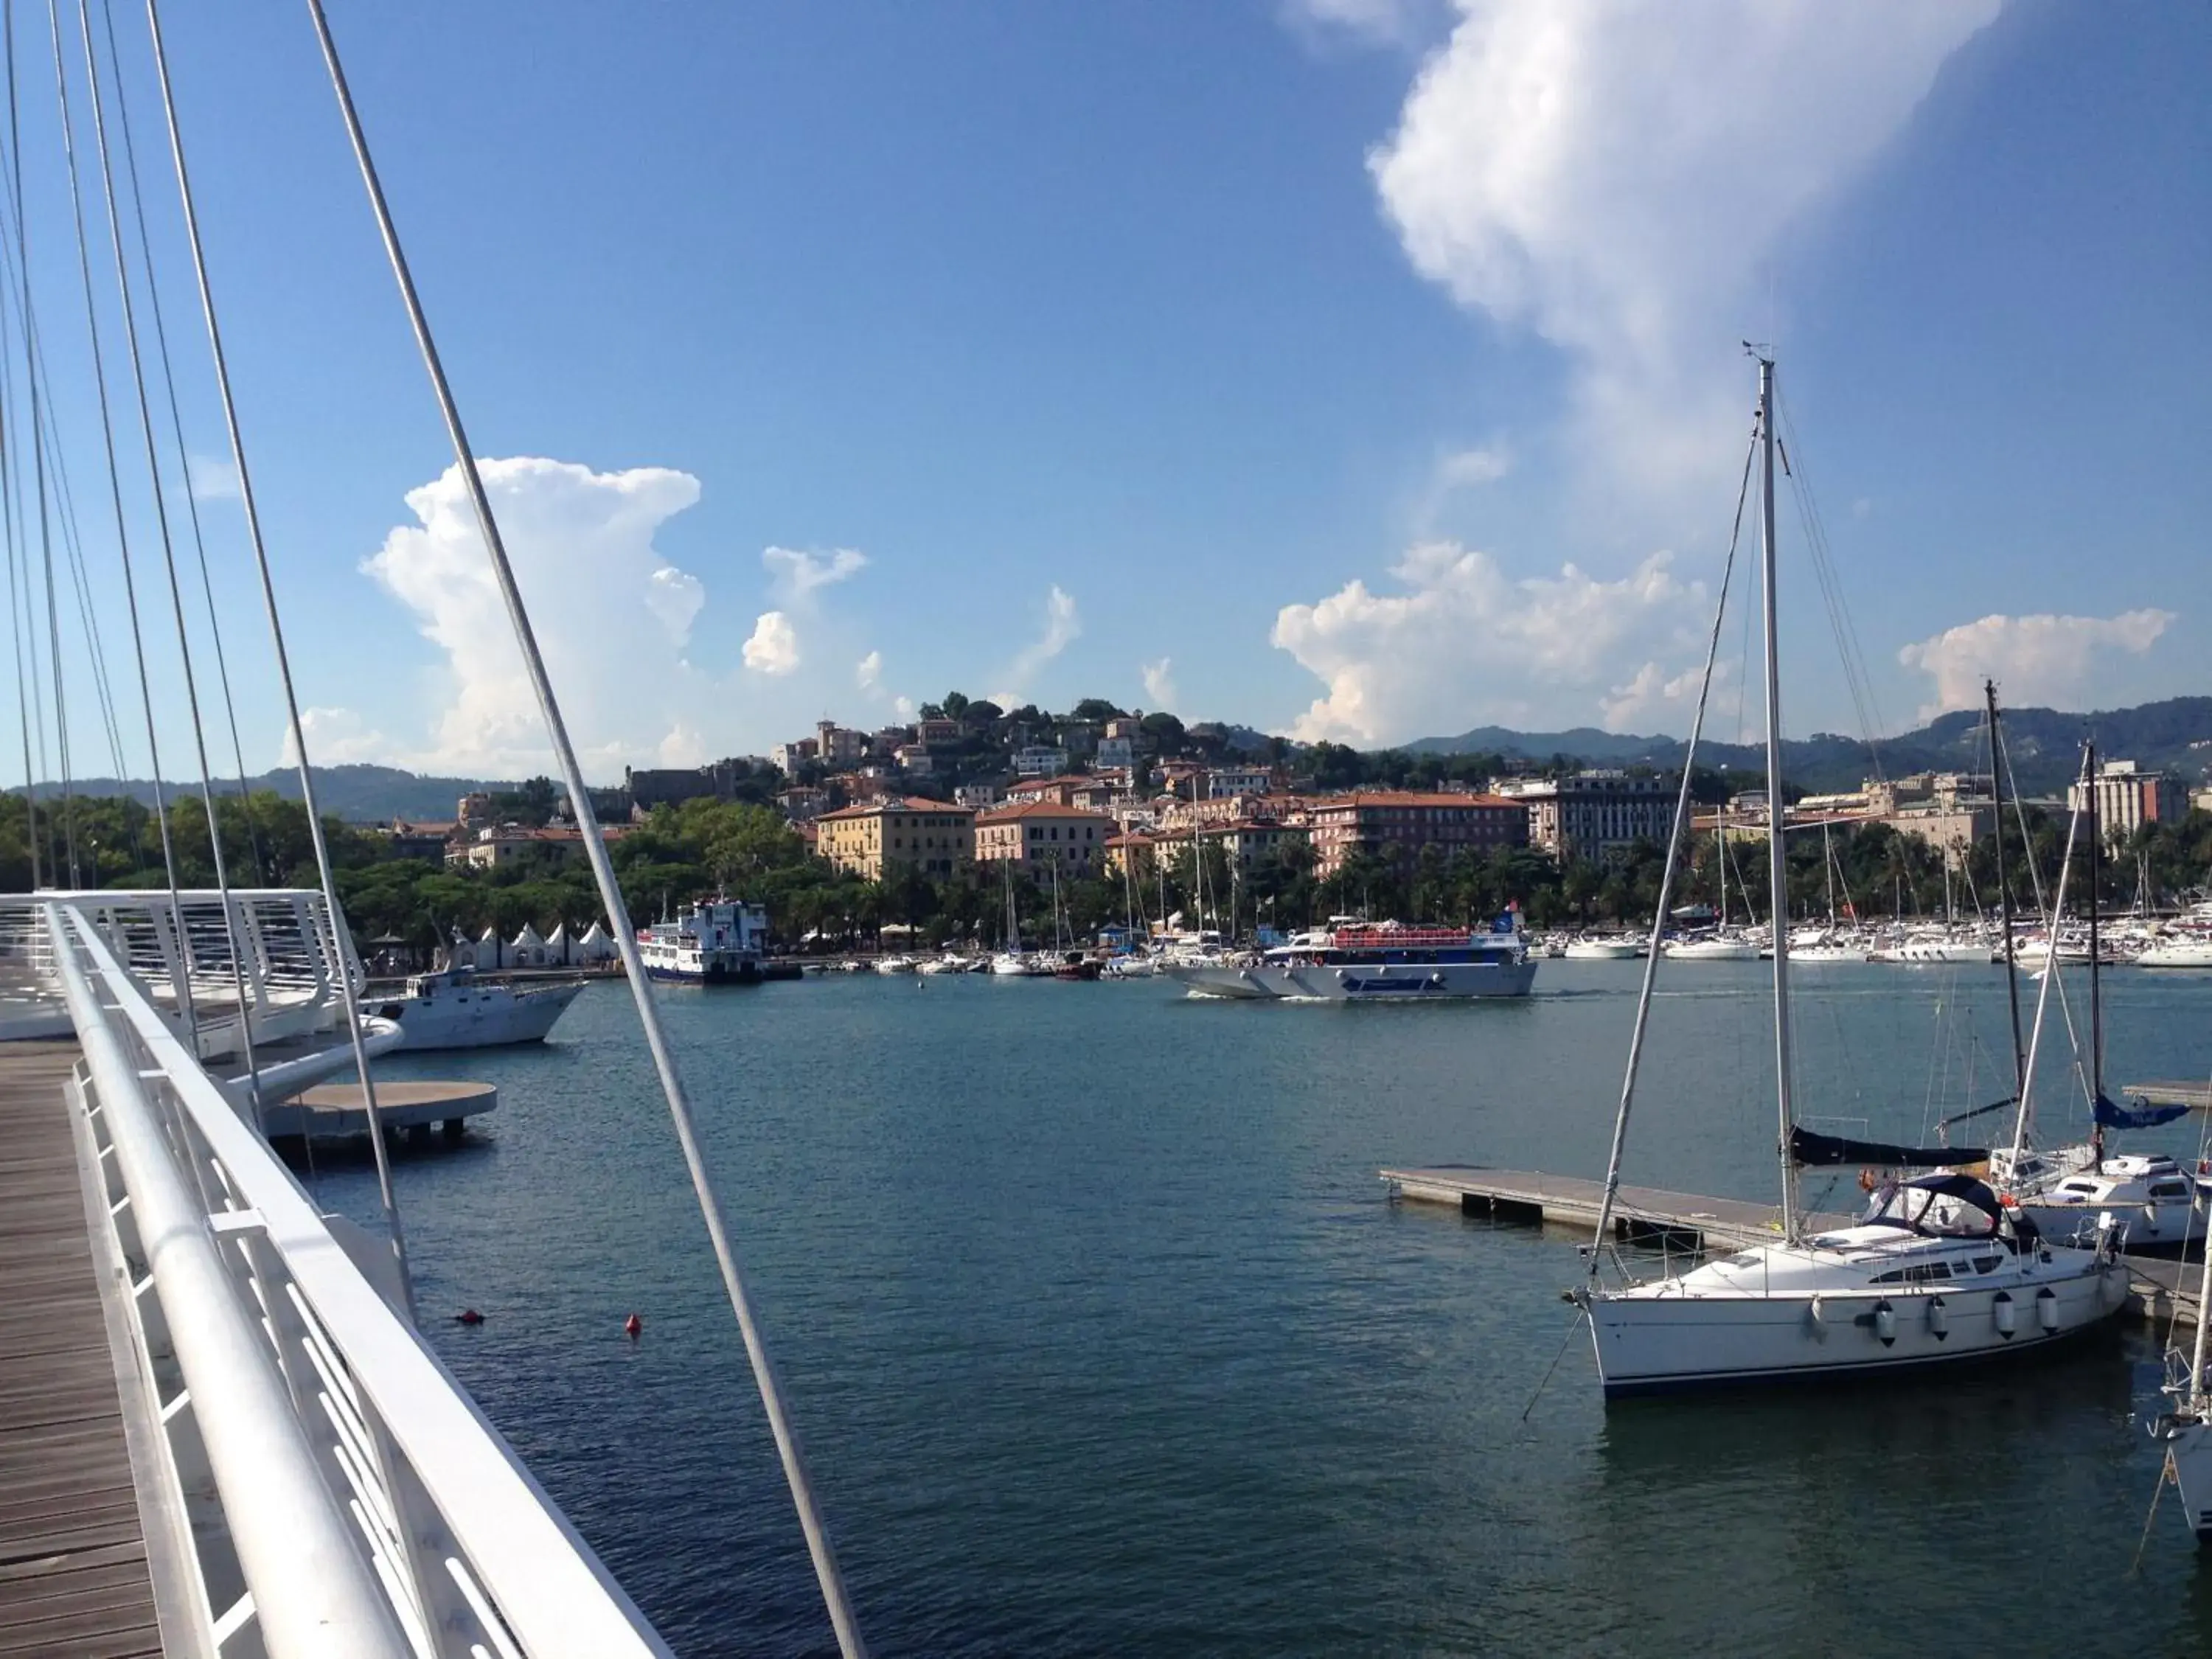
2094 1092 2190 1131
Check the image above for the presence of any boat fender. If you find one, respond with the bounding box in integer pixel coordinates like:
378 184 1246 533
2035 1286 2059 1334
1806 1295 1826 1340
1927 1297 1947 1341
1335 969 1348 982
1873 1299 1896 1347
1428 973 1445 989
1993 1290 2016 1338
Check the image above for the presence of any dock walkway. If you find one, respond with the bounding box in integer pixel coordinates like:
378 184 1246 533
1382 1163 2202 1328
0 1041 160 1659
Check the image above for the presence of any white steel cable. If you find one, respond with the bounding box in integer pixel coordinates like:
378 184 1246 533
74 0 262 1097
97 0 264 880
142 0 412 1307
44 0 192 1027
5 0 75 883
296 6 869 1650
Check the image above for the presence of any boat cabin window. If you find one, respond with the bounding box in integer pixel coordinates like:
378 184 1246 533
2056 1180 2101 1196
2150 1181 2191 1200
1858 1178 2001 1239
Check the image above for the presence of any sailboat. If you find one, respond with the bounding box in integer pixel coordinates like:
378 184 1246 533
989 858 1051 975
1663 828 1758 960
2000 742 2199 1255
1574 357 2127 1397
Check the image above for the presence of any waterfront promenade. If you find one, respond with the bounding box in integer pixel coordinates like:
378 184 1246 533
0 1040 161 1658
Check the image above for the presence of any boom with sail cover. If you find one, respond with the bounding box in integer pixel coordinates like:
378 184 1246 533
1787 1126 1987 1169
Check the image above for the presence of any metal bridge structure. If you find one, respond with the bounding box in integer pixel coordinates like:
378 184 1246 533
0 889 673 1658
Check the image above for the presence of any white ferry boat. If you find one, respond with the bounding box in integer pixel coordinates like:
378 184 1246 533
1163 919 1536 1001
639 898 771 984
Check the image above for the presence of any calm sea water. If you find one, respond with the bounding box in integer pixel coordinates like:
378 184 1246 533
320 961 2212 1657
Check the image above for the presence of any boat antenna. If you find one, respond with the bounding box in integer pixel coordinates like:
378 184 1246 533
1755 355 1800 1244
295 5 866 1651
1985 681 2027 1102
1585 394 1759 1278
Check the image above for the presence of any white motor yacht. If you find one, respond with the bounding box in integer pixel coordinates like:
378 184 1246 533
1663 932 1759 961
2014 1152 2202 1256
1563 936 1642 961
369 967 582 1051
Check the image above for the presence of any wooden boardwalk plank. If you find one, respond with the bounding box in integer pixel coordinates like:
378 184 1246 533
0 1042 161 1653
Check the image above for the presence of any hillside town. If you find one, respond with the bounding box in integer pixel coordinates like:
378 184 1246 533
378 701 2212 896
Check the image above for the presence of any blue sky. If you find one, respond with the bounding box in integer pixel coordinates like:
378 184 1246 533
6 0 2206 784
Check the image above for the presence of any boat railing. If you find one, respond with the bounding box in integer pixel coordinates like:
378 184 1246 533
45 893 669 1658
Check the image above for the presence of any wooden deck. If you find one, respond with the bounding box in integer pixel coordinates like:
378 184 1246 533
0 1041 161 1659
1382 1163 2202 1327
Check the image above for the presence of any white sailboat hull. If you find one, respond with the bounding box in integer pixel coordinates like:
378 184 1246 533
1587 1254 2125 1397
2168 1422 2212 1539
1164 958 1537 1001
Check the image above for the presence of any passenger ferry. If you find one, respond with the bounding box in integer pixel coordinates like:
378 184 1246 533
638 897 771 984
1164 916 1536 1001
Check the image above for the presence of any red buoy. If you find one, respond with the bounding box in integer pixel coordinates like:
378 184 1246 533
455 1308 484 1326
623 1312 643 1339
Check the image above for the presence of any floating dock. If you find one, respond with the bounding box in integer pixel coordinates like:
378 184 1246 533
1382 1163 2202 1329
263 1078 498 1142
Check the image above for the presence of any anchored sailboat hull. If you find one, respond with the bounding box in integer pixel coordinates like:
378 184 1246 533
1587 1259 2126 1398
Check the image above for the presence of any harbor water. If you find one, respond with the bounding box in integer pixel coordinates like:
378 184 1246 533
328 962 2212 1655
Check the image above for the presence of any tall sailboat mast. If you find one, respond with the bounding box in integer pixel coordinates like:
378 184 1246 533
1986 680 2027 1100
1756 355 1799 1243
2086 738 2106 1161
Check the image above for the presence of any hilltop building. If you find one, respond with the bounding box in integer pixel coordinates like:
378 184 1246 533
1490 771 1675 863
1306 791 1524 878
815 798 975 880
973 801 1113 872
2069 759 2188 844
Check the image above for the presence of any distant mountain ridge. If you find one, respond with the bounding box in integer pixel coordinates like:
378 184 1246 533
1404 697 2212 797
8 764 506 822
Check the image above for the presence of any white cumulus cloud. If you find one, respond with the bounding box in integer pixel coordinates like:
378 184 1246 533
763 545 867 601
358 456 715 776
280 705 394 768
1436 443 1511 490
856 650 883 693
1141 656 1178 712
188 453 240 503
991 585 1082 706
1897 611 2176 720
1273 540 1706 743
742 611 801 677
1368 0 1999 520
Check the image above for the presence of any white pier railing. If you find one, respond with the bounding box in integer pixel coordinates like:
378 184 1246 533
0 887 361 1059
43 891 672 1659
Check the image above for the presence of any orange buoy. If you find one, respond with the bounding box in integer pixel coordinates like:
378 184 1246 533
624 1312 643 1339
455 1308 484 1326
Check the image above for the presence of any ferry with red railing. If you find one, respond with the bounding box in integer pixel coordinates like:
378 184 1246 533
1163 914 1537 1001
